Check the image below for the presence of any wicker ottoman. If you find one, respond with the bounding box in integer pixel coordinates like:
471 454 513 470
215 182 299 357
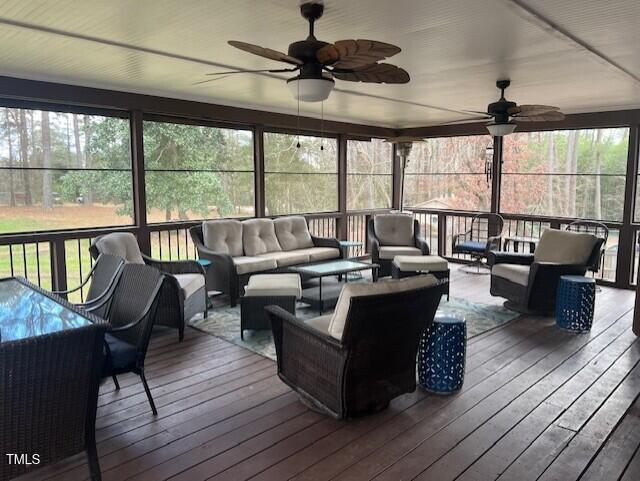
240 273 301 339
418 315 466 394
555 275 596 332
391 255 450 299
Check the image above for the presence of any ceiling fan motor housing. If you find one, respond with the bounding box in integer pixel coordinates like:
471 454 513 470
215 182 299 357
488 100 517 124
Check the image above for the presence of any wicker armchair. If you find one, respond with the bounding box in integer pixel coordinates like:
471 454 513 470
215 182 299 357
0 323 107 481
90 233 206 341
367 214 430 281
93 263 165 415
565 220 609 275
489 229 604 313
452 213 504 274
266 275 447 419
53 253 124 318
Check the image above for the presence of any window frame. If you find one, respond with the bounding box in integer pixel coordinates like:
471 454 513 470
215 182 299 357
263 129 340 215
142 116 256 224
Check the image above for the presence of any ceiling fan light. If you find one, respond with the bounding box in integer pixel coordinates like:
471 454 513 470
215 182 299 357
486 121 517 137
287 76 335 102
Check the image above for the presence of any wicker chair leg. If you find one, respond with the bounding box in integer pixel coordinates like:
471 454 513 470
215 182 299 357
112 375 120 390
140 370 158 415
86 443 102 481
179 323 185 342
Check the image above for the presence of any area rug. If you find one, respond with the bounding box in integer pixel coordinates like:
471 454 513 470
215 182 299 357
190 297 519 361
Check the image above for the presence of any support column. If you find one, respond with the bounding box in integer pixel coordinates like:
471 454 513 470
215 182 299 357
254 125 266 217
392 144 402 210
618 124 638 290
491 135 503 214
130 110 150 254
337 134 348 239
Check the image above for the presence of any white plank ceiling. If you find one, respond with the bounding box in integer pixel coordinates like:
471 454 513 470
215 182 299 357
0 0 638 128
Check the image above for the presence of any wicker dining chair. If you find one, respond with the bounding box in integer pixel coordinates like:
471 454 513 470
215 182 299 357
90 233 206 342
0 323 107 481
53 254 124 318
91 264 165 415
452 213 504 274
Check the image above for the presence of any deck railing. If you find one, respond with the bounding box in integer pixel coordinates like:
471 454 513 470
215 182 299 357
1 208 635 294
411 208 627 286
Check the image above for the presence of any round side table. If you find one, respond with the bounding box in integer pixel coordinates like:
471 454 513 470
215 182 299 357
418 315 466 394
555 275 595 332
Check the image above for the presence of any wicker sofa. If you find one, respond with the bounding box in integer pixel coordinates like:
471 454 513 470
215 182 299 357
266 274 447 418
190 216 343 306
489 229 603 314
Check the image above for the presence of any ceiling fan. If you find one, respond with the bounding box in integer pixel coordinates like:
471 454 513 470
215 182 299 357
446 80 566 136
198 0 409 102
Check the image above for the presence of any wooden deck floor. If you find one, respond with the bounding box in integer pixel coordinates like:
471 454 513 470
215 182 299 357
21 266 640 481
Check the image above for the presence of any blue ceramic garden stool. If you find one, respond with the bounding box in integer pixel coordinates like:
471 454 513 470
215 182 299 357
555 275 596 332
418 315 466 394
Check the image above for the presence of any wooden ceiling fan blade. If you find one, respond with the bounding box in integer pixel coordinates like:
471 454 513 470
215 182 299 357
205 67 297 76
193 77 230 86
515 111 566 122
431 116 494 126
317 39 401 68
332 63 410 84
228 40 303 65
508 104 560 116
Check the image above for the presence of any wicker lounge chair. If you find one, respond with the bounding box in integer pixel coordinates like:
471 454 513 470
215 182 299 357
266 275 447 418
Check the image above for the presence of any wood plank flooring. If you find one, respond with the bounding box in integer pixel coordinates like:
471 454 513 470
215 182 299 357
18 265 640 481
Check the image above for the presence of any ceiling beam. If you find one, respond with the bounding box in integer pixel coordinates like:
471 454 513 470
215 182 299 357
0 16 485 120
0 75 396 138
502 0 640 85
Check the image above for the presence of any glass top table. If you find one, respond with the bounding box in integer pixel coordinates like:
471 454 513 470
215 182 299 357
0 277 95 343
289 260 379 314
290 259 378 277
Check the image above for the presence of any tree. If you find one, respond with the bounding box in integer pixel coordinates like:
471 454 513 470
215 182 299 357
4 108 16 206
18 109 32 205
41 110 53 209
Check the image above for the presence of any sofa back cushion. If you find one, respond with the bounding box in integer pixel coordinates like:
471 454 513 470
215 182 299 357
274 216 314 251
534 229 598 265
328 274 438 340
202 220 244 257
373 214 415 246
243 218 282 256
95 232 145 264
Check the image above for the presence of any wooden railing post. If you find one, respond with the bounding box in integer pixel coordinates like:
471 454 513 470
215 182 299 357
437 213 447 257
50 239 67 295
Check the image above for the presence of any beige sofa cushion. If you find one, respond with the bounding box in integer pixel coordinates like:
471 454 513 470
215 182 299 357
394 255 449 272
242 218 282 256
202 219 244 257
274 216 314 251
257 251 310 267
534 229 598 265
294 247 341 262
174 273 205 298
95 232 145 264
244 273 302 298
491 264 530 286
379 246 422 260
305 314 332 335
233 256 278 275
328 274 439 340
374 214 415 246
